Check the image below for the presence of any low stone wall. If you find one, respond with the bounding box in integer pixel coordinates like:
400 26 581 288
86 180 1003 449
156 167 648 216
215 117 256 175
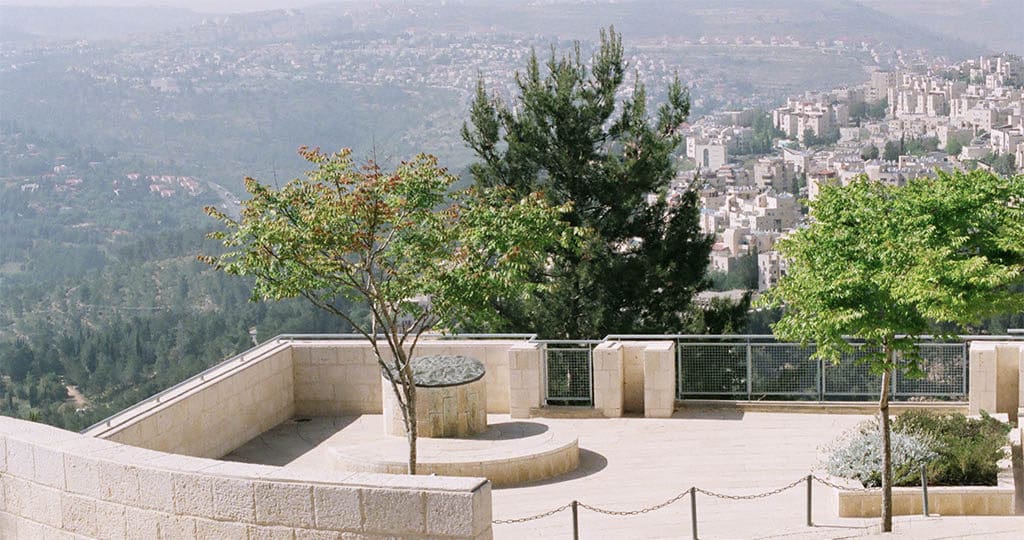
0 416 492 539
84 340 295 459
837 485 1014 517
292 340 520 417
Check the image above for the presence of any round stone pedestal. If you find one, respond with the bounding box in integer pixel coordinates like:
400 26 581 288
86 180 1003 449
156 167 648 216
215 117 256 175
382 355 487 438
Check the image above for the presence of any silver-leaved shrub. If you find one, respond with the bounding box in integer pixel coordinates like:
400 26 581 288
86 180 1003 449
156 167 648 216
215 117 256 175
825 419 936 488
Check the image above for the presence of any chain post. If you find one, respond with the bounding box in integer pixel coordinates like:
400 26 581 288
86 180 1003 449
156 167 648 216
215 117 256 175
690 486 698 540
921 464 929 516
806 474 813 526
571 500 579 540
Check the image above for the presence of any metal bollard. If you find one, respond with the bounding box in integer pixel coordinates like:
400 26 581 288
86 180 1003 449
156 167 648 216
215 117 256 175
806 475 813 526
690 486 698 540
572 500 579 540
921 464 929 516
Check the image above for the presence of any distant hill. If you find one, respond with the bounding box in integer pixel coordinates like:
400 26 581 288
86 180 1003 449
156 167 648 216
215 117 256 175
0 6 209 42
300 0 982 58
857 0 1024 56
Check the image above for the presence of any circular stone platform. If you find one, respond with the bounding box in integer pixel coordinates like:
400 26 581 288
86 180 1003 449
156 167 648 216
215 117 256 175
382 355 488 438
326 415 579 487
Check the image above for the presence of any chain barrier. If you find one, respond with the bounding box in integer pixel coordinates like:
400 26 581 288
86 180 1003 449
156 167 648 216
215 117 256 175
812 474 874 492
577 488 690 516
492 502 572 525
494 474 828 524
696 476 806 500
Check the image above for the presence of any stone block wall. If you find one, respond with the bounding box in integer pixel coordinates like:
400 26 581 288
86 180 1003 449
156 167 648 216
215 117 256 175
0 416 492 539
620 343 647 414
642 342 676 418
292 340 520 417
292 341 384 415
969 341 1023 422
87 341 295 459
507 343 543 418
592 342 624 418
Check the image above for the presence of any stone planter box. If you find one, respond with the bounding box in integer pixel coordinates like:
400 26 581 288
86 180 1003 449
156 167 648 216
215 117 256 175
835 426 1016 517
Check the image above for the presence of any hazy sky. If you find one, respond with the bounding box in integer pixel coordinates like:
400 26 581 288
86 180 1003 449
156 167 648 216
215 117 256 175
0 1 328 12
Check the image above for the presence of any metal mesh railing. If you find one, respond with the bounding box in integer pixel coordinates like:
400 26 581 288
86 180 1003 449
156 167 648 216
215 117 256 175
677 343 747 398
750 343 819 398
678 339 967 401
894 343 967 398
544 343 595 406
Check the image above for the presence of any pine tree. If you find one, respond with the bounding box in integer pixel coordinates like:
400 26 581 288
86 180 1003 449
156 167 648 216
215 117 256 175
462 27 713 338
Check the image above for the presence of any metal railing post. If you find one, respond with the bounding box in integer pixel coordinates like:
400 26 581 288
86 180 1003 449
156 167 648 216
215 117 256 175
921 465 929 516
806 474 813 526
962 342 968 398
571 500 579 540
745 340 753 400
690 486 698 540
817 358 824 401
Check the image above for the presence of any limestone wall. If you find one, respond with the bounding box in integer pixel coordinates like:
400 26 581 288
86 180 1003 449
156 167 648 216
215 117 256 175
507 343 544 418
0 416 492 539
968 341 1024 422
621 343 647 414
85 340 295 459
618 341 676 416
292 339 521 416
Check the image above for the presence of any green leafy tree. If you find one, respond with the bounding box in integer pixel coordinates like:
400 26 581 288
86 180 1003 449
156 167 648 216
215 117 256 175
882 140 900 161
462 27 713 338
203 147 572 473
760 170 1024 531
945 138 963 156
861 144 879 161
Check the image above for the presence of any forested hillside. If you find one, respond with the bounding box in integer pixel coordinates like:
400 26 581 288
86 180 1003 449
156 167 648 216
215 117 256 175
0 123 349 431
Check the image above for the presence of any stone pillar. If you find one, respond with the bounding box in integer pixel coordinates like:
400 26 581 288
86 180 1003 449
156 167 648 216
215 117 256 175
592 342 624 417
996 344 1021 423
969 342 997 415
508 343 543 418
620 342 647 414
969 341 1022 420
643 341 676 418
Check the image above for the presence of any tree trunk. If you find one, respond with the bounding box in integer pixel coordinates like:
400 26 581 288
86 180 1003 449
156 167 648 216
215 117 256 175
879 359 893 533
406 379 417 475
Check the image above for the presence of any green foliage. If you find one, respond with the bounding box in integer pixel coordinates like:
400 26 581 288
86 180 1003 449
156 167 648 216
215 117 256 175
825 419 937 488
204 147 571 339
893 410 1010 486
861 144 879 160
902 137 939 156
462 27 714 337
733 111 781 156
883 140 900 161
981 152 1017 177
827 411 1011 488
203 146 570 473
849 98 888 123
761 169 1024 367
802 127 840 149
709 252 758 291
945 138 964 156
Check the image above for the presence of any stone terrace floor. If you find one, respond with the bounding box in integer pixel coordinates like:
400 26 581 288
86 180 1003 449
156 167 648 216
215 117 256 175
225 409 1024 539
